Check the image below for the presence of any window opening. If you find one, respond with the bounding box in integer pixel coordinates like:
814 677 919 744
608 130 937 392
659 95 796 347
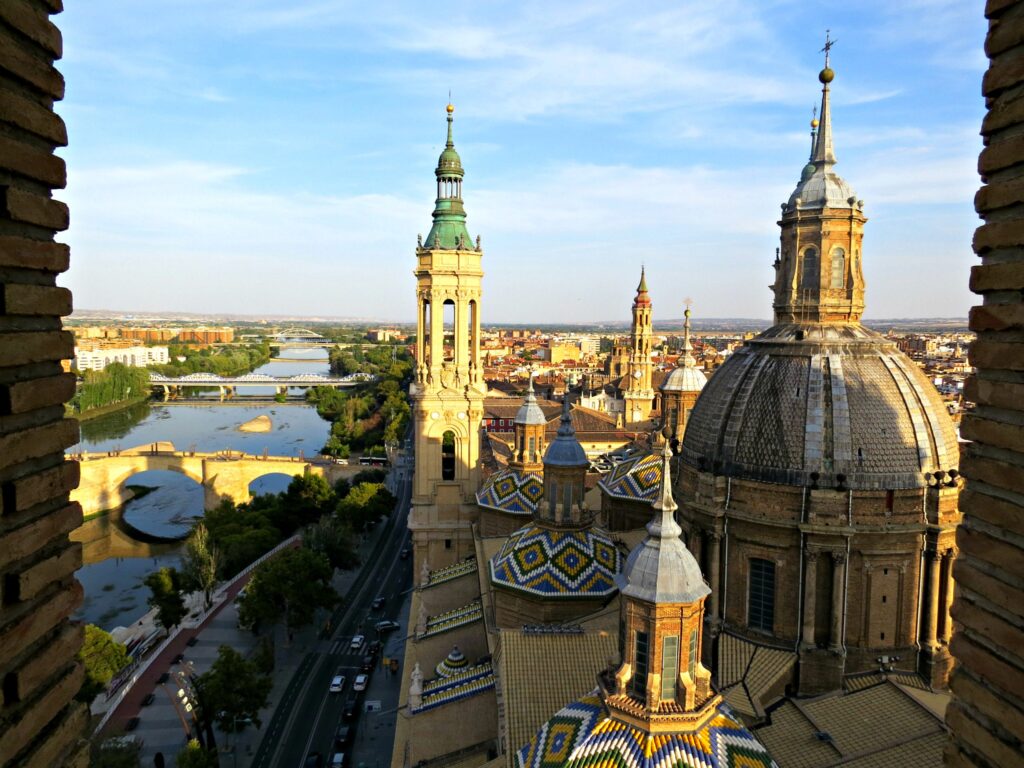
661 636 679 701
441 431 456 481
748 558 776 632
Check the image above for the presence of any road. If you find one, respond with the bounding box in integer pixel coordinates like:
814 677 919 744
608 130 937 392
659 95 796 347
250 464 413 768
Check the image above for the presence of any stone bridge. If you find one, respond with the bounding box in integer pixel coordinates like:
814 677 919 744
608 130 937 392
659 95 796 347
69 443 359 517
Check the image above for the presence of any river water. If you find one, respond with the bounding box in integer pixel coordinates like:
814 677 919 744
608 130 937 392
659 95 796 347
72 348 332 631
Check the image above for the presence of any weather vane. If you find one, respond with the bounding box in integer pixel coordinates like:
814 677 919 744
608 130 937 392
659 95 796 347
821 29 836 67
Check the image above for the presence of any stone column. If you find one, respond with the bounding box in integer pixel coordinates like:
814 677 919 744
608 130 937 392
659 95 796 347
829 551 846 652
802 550 819 647
942 549 956 644
690 528 703 565
923 548 941 652
708 532 722 623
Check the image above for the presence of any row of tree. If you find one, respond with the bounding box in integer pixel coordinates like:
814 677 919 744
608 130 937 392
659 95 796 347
69 362 151 414
150 342 271 378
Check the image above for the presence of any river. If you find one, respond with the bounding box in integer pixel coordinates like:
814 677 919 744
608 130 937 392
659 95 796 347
72 348 333 631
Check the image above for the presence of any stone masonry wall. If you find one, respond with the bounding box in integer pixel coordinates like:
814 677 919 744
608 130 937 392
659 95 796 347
947 1 1024 764
0 1 86 766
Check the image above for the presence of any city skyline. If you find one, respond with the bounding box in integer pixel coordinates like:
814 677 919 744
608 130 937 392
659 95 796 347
58 1 983 322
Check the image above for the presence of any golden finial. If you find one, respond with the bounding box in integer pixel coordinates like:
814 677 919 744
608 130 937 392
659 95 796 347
811 105 819 129
819 30 836 83
447 89 454 113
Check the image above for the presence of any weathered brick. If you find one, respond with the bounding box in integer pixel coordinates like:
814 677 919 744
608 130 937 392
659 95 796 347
961 486 1024 538
0 662 82 763
960 412 1024 451
987 0 1020 18
0 136 66 189
968 339 1024 371
2 459 78 514
0 0 62 58
950 668 1024 740
0 577 81 669
0 502 79 570
13 622 80 702
0 23 63 100
978 133 1024 177
965 376 1024 411
975 176 1024 213
0 186 69 230
946 701 1024 768
0 236 69 272
973 218 1024 252
970 261 1024 292
981 87 1024 136
951 629 1024 708
0 330 74 367
987 10 1024 56
21 702 88 768
960 452 1024 496
16 541 79 600
0 419 77 471
0 84 67 145
956 521 1024 578
952 599 1024 662
5 373 75 414
2 284 71 317
983 47 1024 98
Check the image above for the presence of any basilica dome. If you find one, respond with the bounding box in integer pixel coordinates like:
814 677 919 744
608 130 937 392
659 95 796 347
489 526 621 599
680 323 960 490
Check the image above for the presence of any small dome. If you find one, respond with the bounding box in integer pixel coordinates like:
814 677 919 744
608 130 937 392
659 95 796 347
660 364 707 393
787 166 857 210
436 146 464 177
515 691 778 768
435 646 469 678
489 526 621 598
476 467 544 516
544 401 589 468
598 452 662 503
516 379 547 426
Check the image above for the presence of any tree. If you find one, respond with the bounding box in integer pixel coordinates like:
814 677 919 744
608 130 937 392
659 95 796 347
175 739 218 768
77 624 131 701
181 522 220 608
237 548 336 633
305 516 359 571
277 474 336 531
194 645 271 735
144 567 187 633
337 481 396 532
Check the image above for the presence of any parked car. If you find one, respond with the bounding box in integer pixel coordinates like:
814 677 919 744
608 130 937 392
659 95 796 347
334 723 351 747
330 752 346 768
349 634 365 651
375 620 400 633
329 674 346 693
371 596 385 610
342 698 358 720
353 674 369 692
367 640 382 656
304 752 323 768
360 654 375 672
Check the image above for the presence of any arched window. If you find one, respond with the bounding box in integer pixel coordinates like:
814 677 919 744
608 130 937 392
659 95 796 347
801 247 819 290
442 299 455 362
441 431 455 481
748 558 776 632
830 248 846 288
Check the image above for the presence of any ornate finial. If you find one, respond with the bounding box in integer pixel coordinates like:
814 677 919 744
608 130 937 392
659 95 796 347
649 442 681 537
811 105 819 129
637 265 648 293
417 233 423 247
682 301 695 365
475 234 481 250
819 30 836 83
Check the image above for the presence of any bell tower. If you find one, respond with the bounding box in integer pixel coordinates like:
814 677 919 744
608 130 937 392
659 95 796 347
774 34 868 326
410 103 486 574
623 267 654 423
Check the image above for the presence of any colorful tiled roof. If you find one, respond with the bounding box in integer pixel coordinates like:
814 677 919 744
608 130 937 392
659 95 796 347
515 691 778 768
424 557 477 588
435 646 470 678
489 526 621 598
413 662 496 714
477 467 545 516
598 451 662 502
422 600 483 637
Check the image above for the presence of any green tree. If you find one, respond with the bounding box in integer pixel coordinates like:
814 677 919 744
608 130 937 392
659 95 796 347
336 481 394 532
305 516 359 571
77 624 131 701
194 645 271 734
181 522 220 608
175 739 218 768
237 548 336 633
277 474 336 530
144 567 187 633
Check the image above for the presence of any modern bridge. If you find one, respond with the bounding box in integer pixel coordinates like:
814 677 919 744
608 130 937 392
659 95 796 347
149 372 373 398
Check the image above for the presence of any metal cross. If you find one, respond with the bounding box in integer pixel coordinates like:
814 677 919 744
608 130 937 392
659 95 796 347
821 30 836 67
684 297 693 310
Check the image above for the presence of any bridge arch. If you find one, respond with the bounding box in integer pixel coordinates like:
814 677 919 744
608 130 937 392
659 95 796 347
248 472 297 497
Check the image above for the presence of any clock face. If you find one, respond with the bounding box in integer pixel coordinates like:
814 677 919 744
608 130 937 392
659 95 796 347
633 370 642 379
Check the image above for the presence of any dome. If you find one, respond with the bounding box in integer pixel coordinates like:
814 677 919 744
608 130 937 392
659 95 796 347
436 145 464 177
544 401 589 468
680 324 960 490
787 167 857 210
598 452 663 503
435 646 469 678
515 691 778 768
489 526 621 598
660 365 707 393
476 467 545 516
516 378 548 425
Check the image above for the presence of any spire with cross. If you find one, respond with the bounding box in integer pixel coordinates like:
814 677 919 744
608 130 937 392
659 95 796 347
821 29 836 68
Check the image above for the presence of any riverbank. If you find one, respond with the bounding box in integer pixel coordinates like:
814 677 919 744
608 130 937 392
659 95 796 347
70 394 152 423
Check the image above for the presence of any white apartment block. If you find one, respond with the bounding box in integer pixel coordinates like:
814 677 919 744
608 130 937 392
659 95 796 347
73 345 169 371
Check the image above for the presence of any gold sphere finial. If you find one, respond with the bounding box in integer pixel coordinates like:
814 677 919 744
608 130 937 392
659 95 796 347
819 67 834 84
446 103 455 114
811 117 820 128
684 308 692 318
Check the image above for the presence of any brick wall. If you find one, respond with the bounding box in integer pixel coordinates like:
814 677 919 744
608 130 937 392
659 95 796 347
947 1 1024 764
0 1 86 766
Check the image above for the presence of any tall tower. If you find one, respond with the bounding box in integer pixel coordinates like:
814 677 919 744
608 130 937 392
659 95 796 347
623 267 654 423
773 41 867 325
410 103 486 573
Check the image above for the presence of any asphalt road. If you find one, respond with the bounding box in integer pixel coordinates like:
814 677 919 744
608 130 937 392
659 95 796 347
251 466 413 768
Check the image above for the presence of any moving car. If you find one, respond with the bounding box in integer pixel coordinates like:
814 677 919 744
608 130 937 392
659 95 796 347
400 548 410 560
329 674 346 693
330 752 346 768
334 723 351 747
353 674 369 692
375 620 400 633
371 596 385 610
349 634 365 651
342 698 358 720
360 655 375 672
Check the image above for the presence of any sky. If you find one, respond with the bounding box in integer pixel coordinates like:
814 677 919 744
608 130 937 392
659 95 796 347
56 0 986 323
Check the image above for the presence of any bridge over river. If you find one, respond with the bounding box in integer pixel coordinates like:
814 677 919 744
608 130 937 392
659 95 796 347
69 443 359 517
149 372 373 398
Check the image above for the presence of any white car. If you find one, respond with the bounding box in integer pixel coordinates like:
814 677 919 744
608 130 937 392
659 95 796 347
353 674 368 692
349 635 365 652
329 674 346 693
330 753 346 768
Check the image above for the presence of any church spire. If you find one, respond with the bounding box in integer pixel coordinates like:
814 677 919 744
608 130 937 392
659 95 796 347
424 102 474 251
634 266 650 306
812 30 837 167
681 306 696 367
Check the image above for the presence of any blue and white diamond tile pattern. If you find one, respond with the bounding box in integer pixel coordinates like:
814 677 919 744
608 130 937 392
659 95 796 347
477 467 546 516
412 662 496 714
489 526 621 598
598 452 663 502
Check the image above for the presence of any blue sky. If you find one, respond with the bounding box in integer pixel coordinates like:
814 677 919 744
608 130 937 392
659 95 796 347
57 0 985 323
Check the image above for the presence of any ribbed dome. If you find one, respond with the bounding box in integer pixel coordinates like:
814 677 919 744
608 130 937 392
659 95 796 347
660 365 707 393
544 400 589 468
516 378 547 425
786 167 857 211
680 324 960 490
